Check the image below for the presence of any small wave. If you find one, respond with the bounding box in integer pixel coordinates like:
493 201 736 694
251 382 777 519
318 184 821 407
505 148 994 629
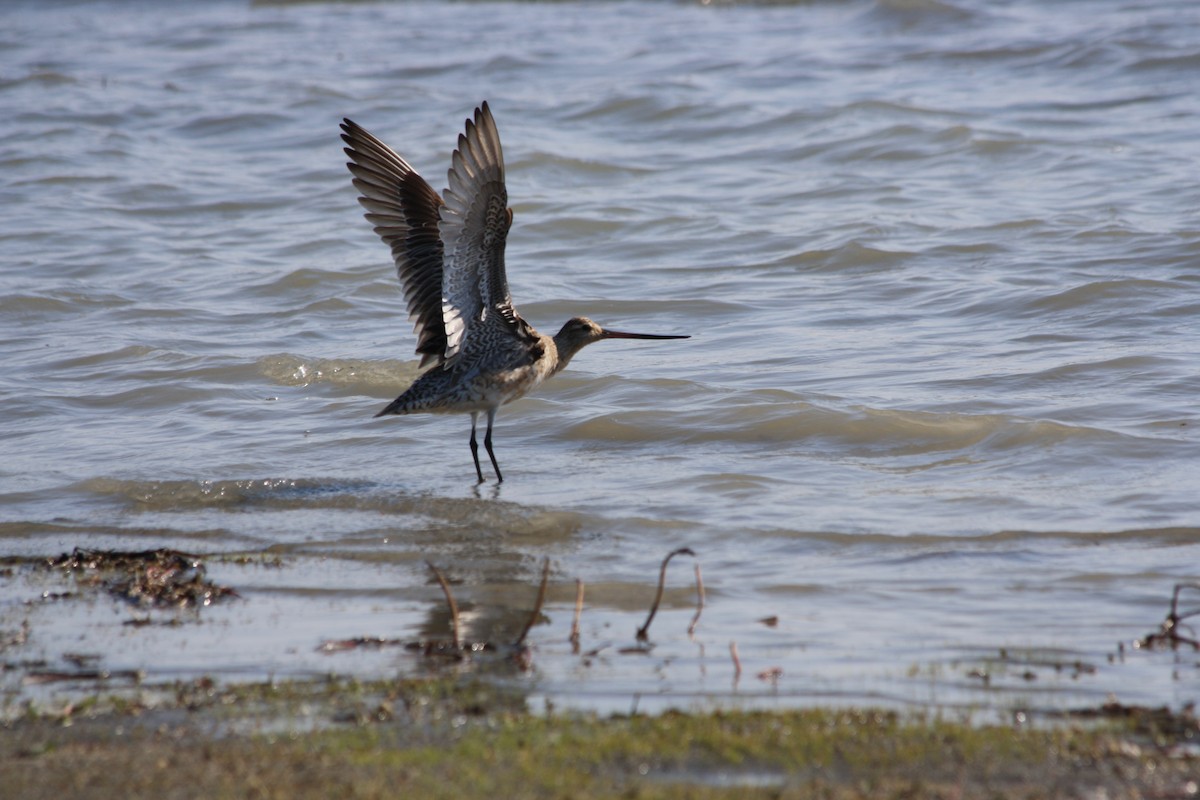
250 266 374 294
258 353 419 396
1030 279 1182 314
760 525 1200 548
561 393 1129 458
690 472 787 500
0 519 260 550
0 70 78 91
766 241 916 273
0 294 77 317
173 112 290 139
1132 51 1200 73
79 477 345 511
47 344 163 372
857 0 978 30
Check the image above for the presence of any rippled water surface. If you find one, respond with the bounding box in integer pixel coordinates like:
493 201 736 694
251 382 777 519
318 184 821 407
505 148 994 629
2 0 1199 716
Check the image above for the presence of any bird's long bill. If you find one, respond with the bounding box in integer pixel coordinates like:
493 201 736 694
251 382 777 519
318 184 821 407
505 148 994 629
600 328 690 340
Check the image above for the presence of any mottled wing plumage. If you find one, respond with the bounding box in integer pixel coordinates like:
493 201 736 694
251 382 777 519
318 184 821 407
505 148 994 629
438 102 520 364
341 119 447 368
343 104 689 482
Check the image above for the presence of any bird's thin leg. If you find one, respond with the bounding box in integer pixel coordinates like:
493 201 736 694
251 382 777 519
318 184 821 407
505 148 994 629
483 407 503 483
468 412 485 483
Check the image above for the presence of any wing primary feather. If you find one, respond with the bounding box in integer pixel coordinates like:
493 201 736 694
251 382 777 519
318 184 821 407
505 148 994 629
436 102 522 366
341 118 448 367
342 105 523 370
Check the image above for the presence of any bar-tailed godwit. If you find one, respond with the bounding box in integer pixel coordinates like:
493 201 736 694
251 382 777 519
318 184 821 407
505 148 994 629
340 103 688 483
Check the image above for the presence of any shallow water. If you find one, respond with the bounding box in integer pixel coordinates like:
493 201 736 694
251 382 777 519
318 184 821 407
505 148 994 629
2 0 1199 717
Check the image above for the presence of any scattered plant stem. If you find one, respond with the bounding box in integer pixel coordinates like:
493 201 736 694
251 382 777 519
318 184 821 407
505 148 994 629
569 578 584 651
757 666 783 683
425 562 460 650
329 547 736 667
687 563 706 637
1169 582 1200 625
636 547 696 641
513 557 551 648
318 636 398 652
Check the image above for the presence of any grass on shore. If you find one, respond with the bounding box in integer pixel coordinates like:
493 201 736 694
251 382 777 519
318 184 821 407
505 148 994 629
2 675 1197 800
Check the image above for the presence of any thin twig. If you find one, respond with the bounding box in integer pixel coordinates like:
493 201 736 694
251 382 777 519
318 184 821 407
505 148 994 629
636 547 696 641
1137 582 1200 651
514 557 551 648
1169 582 1200 623
425 561 460 650
687 563 706 637
569 578 584 652
1161 582 1200 648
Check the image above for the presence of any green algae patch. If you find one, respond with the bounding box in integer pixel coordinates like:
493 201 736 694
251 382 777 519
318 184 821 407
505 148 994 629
308 708 1185 799
1 677 1196 799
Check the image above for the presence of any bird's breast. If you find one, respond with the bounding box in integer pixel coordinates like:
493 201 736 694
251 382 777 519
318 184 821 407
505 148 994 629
483 336 556 406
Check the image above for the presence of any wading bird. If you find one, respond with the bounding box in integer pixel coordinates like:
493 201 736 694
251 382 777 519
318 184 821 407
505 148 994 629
340 103 688 482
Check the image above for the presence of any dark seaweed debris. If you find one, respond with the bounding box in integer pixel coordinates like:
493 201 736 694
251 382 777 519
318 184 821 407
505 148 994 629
1062 701 1200 745
48 548 239 609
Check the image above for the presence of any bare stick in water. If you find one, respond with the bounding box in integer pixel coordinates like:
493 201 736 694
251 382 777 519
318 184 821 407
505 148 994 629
514 557 551 648
1160 582 1200 648
687 563 706 637
636 547 696 641
426 561 460 650
569 578 584 652
1169 582 1200 624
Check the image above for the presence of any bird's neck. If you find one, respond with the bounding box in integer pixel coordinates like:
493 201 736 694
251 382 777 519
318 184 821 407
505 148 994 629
549 332 589 376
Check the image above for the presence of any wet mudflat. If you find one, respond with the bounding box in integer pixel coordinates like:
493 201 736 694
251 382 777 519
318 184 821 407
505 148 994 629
5 545 1198 721
2 547 1199 799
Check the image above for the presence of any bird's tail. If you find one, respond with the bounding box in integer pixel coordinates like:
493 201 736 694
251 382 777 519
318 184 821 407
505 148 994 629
375 368 457 418
374 387 445 417
374 402 400 418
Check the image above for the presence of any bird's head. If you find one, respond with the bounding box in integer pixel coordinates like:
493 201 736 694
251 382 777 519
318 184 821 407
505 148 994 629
551 316 689 373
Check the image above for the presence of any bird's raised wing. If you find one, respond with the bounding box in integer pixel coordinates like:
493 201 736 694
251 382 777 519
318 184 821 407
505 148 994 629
438 102 519 364
341 119 448 368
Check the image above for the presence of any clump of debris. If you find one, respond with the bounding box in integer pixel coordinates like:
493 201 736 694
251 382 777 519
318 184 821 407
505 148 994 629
48 548 239 609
